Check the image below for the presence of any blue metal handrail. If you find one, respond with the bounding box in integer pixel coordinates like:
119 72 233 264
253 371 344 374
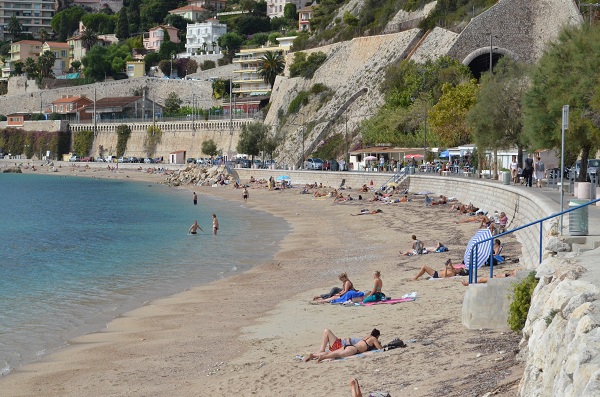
468 196 600 284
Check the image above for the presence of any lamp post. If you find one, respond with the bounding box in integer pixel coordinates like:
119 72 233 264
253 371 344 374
560 105 569 234
345 111 349 171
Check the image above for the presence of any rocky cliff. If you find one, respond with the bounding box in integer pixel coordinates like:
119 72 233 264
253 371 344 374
518 252 600 396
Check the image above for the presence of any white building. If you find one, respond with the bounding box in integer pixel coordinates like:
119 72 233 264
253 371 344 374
266 0 309 19
185 19 227 56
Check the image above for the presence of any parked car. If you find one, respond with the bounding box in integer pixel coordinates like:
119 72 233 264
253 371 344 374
187 157 196 164
238 159 251 168
144 157 155 164
118 156 129 163
263 159 277 169
81 156 94 162
327 159 339 171
95 156 105 162
572 159 600 181
128 157 140 163
304 158 324 170
68 155 80 162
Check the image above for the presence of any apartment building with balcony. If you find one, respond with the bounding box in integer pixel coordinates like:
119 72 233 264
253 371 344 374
2 39 41 75
266 0 308 19
143 25 180 52
185 19 226 55
0 0 56 41
231 37 295 111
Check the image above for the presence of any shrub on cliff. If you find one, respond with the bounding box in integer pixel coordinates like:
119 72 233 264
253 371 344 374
508 271 539 331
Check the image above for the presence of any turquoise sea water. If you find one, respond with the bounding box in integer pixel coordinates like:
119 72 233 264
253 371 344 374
0 173 288 375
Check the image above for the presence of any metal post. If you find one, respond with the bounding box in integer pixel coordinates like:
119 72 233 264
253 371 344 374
423 104 427 165
560 105 569 234
345 111 349 171
93 87 97 136
227 79 233 164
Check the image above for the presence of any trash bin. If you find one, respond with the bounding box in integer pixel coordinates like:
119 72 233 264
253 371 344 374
502 171 511 185
408 166 415 175
569 200 589 236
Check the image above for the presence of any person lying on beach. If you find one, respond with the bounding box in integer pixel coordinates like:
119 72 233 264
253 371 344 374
399 235 423 256
360 184 370 192
455 212 488 224
431 195 447 205
452 203 479 214
424 242 447 252
362 271 385 303
412 259 460 280
461 268 520 286
304 328 382 363
312 272 356 303
399 194 409 202
188 220 205 234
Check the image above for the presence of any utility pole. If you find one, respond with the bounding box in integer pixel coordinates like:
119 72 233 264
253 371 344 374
93 87 97 136
227 78 234 163
345 110 349 170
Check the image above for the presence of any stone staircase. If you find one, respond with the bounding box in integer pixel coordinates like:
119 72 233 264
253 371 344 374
562 236 600 254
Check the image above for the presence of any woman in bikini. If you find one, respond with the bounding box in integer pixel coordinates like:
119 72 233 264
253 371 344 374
311 273 357 304
304 328 382 363
362 271 384 303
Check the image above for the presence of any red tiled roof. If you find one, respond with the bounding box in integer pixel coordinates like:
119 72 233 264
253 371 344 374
13 40 42 45
52 96 91 104
94 96 143 108
44 42 70 48
169 5 206 13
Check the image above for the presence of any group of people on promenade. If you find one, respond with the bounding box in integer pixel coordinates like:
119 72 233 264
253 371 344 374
510 154 545 188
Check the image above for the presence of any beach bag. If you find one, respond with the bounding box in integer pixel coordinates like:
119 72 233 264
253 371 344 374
383 338 406 351
369 392 391 397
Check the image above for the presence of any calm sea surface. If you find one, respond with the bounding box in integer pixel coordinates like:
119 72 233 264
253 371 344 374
0 173 288 375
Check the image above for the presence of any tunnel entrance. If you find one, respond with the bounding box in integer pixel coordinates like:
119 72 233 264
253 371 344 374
467 52 504 80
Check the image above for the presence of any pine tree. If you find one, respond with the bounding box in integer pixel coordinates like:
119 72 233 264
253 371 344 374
116 7 130 40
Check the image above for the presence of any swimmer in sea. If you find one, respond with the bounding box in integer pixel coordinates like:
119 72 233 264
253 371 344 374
188 220 204 234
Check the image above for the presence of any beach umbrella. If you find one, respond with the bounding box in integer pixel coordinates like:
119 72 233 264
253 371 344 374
387 181 398 187
364 155 377 161
276 175 290 181
439 150 450 158
464 228 493 269
405 154 424 159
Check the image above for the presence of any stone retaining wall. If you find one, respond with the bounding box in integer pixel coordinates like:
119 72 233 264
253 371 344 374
409 174 558 268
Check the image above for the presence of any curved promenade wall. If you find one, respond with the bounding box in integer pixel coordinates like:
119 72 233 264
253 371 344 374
408 174 558 268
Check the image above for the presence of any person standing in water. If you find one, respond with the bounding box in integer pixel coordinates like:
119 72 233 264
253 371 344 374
242 187 249 203
188 220 204 234
212 214 219 235
193 191 198 205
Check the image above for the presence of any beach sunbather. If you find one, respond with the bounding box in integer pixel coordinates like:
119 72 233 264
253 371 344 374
399 235 423 256
412 259 460 280
362 271 385 303
461 268 520 286
312 272 356 303
304 328 382 363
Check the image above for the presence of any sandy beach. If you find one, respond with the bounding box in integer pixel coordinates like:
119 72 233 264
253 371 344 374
0 163 524 396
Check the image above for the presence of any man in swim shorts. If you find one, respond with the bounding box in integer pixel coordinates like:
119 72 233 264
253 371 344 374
188 220 204 234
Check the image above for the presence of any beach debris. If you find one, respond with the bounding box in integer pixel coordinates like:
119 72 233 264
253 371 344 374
162 164 237 187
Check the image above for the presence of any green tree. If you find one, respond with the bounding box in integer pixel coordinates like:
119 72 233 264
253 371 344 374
200 59 216 70
164 92 182 114
37 51 56 79
71 60 82 71
140 0 181 30
428 80 478 147
81 45 111 81
523 24 600 180
116 7 130 40
81 29 99 51
51 7 85 41
7 16 23 39
218 32 244 62
467 58 529 177
24 57 39 79
73 129 94 157
115 124 132 157
289 51 327 79
38 28 50 42
237 122 269 159
12 60 24 75
258 51 285 88
128 0 141 34
81 13 117 34
201 139 218 158
163 14 193 32
283 3 297 20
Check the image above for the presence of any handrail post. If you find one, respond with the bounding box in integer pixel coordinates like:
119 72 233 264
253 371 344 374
539 221 543 264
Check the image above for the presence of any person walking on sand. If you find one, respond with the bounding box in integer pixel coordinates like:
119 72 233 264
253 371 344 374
193 191 197 205
212 213 219 235
188 220 204 234
242 187 249 203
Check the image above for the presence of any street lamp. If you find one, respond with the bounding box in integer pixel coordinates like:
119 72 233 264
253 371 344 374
170 53 175 78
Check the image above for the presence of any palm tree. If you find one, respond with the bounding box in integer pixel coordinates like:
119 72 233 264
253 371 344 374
258 51 285 89
7 16 23 39
37 50 56 79
81 29 98 52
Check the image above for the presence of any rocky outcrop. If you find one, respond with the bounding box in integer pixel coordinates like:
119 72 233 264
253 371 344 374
162 164 237 187
518 252 600 397
2 166 22 173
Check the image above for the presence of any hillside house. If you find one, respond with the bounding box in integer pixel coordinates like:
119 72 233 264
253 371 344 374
185 19 227 55
51 95 94 121
41 41 70 76
144 25 180 52
92 96 163 121
266 0 309 18
298 4 314 31
187 0 227 12
169 5 207 21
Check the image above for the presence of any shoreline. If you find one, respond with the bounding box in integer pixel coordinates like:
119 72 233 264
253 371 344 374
1 162 525 396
